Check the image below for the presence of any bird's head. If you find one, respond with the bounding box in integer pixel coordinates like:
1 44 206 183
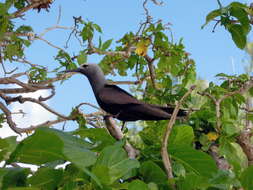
63 63 100 77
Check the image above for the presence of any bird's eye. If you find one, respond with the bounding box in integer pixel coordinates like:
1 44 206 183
82 64 88 68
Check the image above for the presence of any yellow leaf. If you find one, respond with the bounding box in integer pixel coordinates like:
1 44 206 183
135 39 150 56
206 132 219 141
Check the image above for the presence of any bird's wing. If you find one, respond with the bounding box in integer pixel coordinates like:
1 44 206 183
98 84 141 105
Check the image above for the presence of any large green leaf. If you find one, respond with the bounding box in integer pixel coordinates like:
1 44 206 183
56 129 97 168
9 128 96 168
9 129 64 165
169 125 194 147
92 144 140 185
28 168 63 190
240 165 253 190
169 145 218 177
219 138 248 175
139 161 167 185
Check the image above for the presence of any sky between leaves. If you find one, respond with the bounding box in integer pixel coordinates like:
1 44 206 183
0 0 253 137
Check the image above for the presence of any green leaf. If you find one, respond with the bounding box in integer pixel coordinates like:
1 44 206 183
177 173 209 190
91 165 111 185
52 129 97 168
92 144 140 185
9 128 64 165
9 128 96 168
169 125 194 147
139 161 167 185
93 23 102 33
77 51 87 65
169 145 218 177
101 39 113 51
73 128 116 150
16 25 33 33
0 136 17 162
219 138 248 175
229 5 250 35
240 165 253 190
227 24 247 49
209 169 238 189
0 168 30 189
28 168 63 190
148 182 159 190
128 180 149 190
202 9 221 28
249 87 253 97
81 22 95 41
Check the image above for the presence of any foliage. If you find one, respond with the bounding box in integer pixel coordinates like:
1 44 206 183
0 0 253 190
202 1 252 49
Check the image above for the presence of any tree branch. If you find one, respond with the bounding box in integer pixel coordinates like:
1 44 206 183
9 0 52 19
161 85 196 179
104 116 139 159
0 101 21 134
0 93 69 120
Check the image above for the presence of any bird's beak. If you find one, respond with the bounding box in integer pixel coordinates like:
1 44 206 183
62 68 81 73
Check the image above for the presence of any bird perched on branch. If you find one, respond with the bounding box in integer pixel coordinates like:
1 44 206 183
64 63 186 122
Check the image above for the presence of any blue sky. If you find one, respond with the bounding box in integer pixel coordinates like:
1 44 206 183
21 0 251 80
1 0 253 134
25 0 251 109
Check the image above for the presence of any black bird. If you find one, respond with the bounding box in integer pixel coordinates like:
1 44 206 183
65 64 186 122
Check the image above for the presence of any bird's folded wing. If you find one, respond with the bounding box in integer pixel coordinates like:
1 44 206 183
98 84 141 105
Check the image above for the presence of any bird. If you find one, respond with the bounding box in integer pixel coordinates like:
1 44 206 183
64 63 187 122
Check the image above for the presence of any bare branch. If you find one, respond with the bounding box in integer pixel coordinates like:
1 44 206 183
0 87 51 94
38 25 73 38
210 145 230 170
144 55 157 89
0 93 69 120
0 101 21 134
161 85 196 179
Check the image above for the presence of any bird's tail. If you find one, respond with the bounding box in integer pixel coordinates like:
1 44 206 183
150 105 187 117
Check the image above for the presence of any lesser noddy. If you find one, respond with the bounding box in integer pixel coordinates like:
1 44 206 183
65 64 186 122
